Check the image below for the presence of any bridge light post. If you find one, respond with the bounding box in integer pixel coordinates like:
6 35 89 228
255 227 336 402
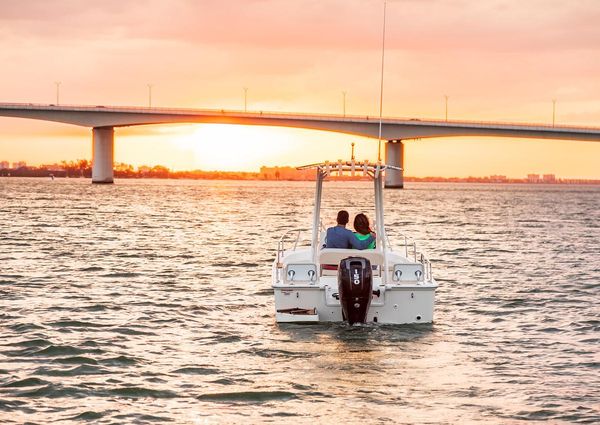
552 99 556 127
244 87 248 112
147 84 153 108
55 82 61 105
444 94 449 122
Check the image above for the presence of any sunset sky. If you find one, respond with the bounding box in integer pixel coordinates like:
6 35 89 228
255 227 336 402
0 0 599 177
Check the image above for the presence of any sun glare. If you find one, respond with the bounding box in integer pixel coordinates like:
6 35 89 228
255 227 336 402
166 124 375 172
195 125 283 171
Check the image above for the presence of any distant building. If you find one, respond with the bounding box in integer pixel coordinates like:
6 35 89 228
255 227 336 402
260 166 314 180
542 174 556 183
527 174 541 183
40 163 65 171
489 175 507 183
0 161 9 170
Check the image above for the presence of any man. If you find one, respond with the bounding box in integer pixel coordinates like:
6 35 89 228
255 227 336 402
324 210 375 249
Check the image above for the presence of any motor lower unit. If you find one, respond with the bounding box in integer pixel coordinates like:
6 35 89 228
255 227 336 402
338 257 373 325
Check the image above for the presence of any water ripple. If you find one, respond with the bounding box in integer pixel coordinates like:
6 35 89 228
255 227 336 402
1 178 599 423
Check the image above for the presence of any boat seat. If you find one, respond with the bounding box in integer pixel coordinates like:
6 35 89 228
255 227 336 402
319 248 384 276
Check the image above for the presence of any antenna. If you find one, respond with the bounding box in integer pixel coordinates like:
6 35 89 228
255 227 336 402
351 142 355 161
377 0 387 162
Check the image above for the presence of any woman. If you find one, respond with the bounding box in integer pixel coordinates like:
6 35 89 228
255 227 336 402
353 213 376 249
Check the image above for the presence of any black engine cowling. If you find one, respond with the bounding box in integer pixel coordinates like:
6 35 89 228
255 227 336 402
338 257 372 325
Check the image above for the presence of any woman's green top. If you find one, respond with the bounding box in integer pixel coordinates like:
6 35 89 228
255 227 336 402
354 232 376 249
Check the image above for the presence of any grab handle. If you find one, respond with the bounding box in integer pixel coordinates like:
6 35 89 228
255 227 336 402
287 269 296 281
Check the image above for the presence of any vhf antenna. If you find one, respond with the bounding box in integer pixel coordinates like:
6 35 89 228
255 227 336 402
377 0 387 162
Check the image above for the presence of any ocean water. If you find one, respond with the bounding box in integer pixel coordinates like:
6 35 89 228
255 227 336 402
0 177 598 424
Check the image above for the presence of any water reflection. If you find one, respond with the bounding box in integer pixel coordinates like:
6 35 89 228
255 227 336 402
0 178 598 423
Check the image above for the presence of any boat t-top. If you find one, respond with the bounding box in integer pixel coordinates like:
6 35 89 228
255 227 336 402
272 160 437 325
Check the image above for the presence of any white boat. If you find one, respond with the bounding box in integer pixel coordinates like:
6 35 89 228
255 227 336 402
272 160 437 325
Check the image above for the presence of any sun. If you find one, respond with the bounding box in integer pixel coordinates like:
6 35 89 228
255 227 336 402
191 124 289 171
163 123 377 172
166 124 293 171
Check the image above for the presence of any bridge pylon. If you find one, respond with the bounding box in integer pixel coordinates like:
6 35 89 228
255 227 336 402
384 140 404 189
92 127 114 184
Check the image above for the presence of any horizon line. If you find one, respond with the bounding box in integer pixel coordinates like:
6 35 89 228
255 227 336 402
2 160 599 181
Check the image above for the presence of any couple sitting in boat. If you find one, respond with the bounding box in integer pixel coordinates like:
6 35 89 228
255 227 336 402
324 210 376 250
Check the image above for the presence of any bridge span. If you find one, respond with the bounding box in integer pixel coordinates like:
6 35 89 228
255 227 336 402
1 102 599 186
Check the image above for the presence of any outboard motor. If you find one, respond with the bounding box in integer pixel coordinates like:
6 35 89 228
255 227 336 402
338 257 372 325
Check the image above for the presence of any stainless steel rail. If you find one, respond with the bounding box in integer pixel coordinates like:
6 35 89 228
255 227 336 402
387 230 434 281
276 229 304 263
277 227 434 282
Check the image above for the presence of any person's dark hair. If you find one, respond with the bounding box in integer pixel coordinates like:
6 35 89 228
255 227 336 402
354 213 371 235
336 210 349 225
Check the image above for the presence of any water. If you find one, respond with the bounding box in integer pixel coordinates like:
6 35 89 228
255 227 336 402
1 178 598 424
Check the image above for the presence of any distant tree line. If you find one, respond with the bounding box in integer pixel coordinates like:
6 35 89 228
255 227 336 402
2 160 598 184
0 160 261 180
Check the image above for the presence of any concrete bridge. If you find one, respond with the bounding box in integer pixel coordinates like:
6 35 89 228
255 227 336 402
1 102 599 187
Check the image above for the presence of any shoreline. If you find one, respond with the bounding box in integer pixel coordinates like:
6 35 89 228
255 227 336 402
1 174 599 185
2 162 599 185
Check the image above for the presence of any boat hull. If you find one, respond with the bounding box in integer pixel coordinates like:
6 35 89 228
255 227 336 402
272 246 436 325
273 282 436 324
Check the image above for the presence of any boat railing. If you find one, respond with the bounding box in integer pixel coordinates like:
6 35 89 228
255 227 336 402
277 221 326 261
276 229 307 265
387 231 433 281
276 228 433 281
